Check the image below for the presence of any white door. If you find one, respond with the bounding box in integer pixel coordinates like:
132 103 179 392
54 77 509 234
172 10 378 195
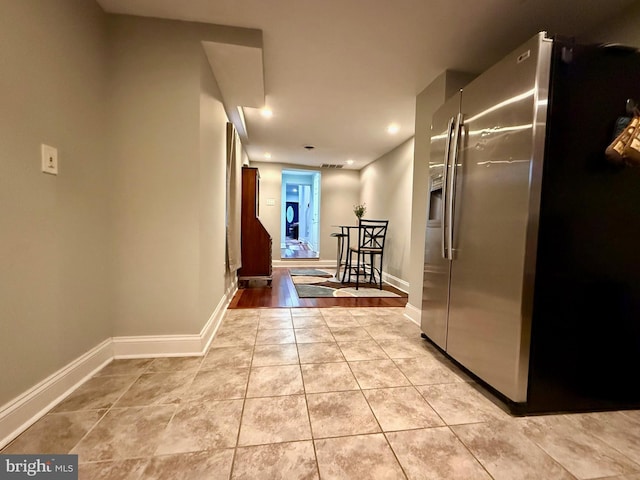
299 186 311 243
310 172 321 251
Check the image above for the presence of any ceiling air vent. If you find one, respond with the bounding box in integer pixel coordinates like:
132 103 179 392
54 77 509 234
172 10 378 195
321 164 344 169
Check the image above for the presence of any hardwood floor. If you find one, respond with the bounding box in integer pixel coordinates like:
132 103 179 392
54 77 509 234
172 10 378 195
228 268 408 309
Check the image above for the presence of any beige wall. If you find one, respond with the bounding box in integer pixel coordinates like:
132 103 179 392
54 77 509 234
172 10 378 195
319 169 361 258
360 139 415 286
0 6 241 406
199 50 235 323
249 162 360 261
109 15 235 336
585 2 640 46
0 0 112 404
109 15 200 336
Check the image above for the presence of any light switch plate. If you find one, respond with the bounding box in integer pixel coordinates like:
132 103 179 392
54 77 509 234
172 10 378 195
266 198 276 206
41 144 58 175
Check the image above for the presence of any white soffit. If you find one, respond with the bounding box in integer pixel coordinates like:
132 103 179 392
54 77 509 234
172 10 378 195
203 41 264 109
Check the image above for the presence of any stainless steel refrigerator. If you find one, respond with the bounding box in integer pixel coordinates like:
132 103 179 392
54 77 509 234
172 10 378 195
422 32 640 413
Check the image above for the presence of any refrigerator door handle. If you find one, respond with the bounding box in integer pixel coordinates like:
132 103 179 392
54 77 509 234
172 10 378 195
441 116 455 259
447 113 463 259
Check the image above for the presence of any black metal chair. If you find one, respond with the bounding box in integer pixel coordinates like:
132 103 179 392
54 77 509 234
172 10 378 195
347 219 389 289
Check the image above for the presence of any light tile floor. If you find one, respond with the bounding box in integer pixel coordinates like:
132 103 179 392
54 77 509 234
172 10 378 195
3 307 640 479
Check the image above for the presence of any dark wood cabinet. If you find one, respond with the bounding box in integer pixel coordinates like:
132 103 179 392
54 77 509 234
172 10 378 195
238 167 272 286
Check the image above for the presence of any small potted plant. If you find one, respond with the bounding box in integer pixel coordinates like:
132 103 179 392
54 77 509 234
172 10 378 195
353 202 367 220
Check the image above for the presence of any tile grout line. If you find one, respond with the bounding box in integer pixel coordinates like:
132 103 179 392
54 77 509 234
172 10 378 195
325 309 411 478
357 311 455 479
250 308 320 478
226 311 259 479
446 423 498 480
295 313 323 480
346 324 415 480
353 370 410 480
525 414 640 479
562 412 640 471
65 362 155 464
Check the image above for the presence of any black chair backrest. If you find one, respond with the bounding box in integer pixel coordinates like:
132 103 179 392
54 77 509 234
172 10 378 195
357 219 388 250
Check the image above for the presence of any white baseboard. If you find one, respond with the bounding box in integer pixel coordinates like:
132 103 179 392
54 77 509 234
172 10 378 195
113 281 237 358
404 302 421 327
200 280 237 352
112 335 202 358
0 282 238 450
273 259 335 269
0 339 113 450
381 271 409 293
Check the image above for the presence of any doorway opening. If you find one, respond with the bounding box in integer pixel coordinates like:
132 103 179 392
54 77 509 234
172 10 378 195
281 169 321 259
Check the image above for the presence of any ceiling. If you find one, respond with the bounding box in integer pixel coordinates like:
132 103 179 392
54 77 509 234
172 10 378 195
97 0 634 170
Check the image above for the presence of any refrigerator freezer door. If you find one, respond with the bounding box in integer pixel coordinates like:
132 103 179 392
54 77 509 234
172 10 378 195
421 94 461 350
445 33 552 402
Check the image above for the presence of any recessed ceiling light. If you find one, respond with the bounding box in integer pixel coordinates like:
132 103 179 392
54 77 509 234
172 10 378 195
261 108 273 118
387 123 399 134
346 159 354 165
264 152 272 159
